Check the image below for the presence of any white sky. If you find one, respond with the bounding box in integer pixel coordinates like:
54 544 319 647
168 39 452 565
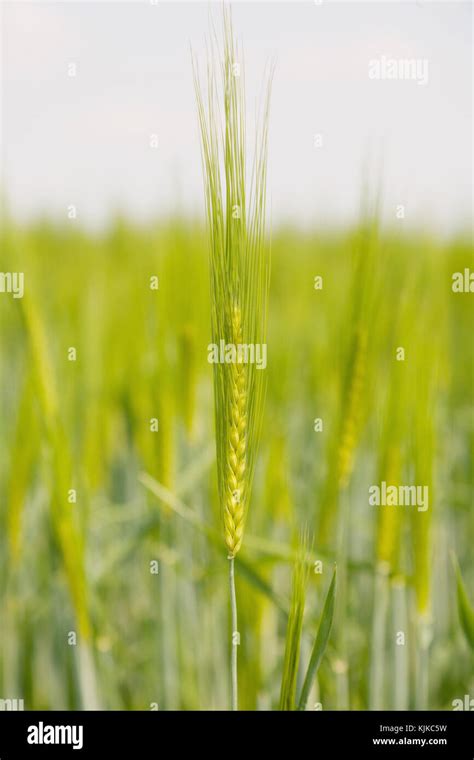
1 1 472 232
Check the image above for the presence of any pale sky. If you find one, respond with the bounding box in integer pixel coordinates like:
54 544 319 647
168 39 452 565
1 1 472 232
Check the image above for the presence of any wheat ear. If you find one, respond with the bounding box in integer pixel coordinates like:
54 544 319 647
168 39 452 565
193 6 272 710
224 305 247 557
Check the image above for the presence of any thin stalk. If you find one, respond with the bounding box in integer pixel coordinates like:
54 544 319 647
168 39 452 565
334 489 350 709
2 583 19 700
392 578 409 710
416 616 432 709
229 556 238 710
369 564 390 709
161 520 177 708
334 659 349 710
77 642 100 710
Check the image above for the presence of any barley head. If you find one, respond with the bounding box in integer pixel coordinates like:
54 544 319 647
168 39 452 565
224 304 247 556
193 8 273 558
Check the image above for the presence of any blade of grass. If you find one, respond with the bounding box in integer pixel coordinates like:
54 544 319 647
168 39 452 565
297 565 337 711
452 553 474 651
279 540 310 710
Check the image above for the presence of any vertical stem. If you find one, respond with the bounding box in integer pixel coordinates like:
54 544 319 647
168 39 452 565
416 616 431 710
369 564 390 709
334 659 349 710
77 642 100 710
3 577 17 699
334 488 349 709
392 578 409 710
229 556 238 711
161 520 177 708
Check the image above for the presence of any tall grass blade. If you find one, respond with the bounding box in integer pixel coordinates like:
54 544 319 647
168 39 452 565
279 542 310 710
297 565 337 711
452 554 474 651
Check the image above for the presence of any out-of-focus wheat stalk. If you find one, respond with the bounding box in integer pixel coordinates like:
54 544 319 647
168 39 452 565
20 294 100 709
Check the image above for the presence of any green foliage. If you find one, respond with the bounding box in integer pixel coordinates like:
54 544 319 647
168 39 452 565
0 216 471 708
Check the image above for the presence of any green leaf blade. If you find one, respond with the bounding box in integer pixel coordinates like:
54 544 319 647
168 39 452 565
297 565 337 711
453 555 474 652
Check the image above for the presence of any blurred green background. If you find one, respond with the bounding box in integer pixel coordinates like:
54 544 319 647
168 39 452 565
0 0 472 712
0 213 472 709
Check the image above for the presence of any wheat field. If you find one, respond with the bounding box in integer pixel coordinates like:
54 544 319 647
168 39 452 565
0 210 472 710
0 1 473 713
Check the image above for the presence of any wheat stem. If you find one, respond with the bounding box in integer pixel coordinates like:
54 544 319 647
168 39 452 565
416 616 432 709
392 578 409 710
228 555 238 710
369 564 389 709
